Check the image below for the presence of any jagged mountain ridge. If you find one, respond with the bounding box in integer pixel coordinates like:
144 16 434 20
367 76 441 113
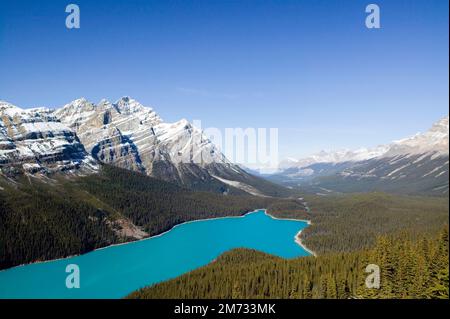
0 101 97 174
0 97 289 197
272 116 449 195
53 97 263 193
281 116 449 169
278 146 390 170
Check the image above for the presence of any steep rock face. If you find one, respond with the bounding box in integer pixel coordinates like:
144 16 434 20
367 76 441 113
0 101 96 174
90 127 145 173
54 97 237 184
55 98 160 175
0 97 289 197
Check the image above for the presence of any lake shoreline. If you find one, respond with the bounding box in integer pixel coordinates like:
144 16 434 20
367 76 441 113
294 230 317 257
263 211 316 257
0 208 314 273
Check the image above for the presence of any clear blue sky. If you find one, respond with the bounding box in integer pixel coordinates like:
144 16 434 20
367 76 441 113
0 0 448 158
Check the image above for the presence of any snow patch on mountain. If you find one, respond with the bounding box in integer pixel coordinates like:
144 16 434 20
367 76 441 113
1 97 287 196
212 175 267 197
281 115 449 170
54 97 231 180
0 100 97 174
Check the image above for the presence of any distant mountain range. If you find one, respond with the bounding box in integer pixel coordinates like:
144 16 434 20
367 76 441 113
2 98 447 196
0 97 288 197
270 116 449 196
0 96 447 270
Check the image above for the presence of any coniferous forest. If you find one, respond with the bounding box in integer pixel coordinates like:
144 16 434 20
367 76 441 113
128 227 449 299
0 165 448 299
126 187 449 299
0 165 271 269
268 193 449 254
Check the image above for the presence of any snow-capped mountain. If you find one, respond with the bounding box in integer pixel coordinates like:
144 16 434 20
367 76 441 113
1 97 287 196
280 116 448 170
0 101 97 174
279 146 390 170
272 116 449 195
385 116 449 157
54 97 235 182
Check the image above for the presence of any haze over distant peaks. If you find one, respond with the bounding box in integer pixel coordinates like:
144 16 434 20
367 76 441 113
274 115 449 196
280 115 449 170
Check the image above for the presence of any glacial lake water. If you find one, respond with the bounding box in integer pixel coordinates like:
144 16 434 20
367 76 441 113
0 210 310 299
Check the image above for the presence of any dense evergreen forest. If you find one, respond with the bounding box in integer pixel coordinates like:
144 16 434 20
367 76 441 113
0 166 274 269
128 227 449 299
1 165 448 299
128 192 449 299
77 165 274 236
268 193 449 254
0 179 118 270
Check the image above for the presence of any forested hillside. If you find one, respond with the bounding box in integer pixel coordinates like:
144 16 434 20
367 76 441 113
0 165 278 269
0 179 118 270
77 165 274 236
268 193 449 254
128 227 449 299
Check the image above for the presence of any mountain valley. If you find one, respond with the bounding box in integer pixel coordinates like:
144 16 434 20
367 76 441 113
271 116 449 196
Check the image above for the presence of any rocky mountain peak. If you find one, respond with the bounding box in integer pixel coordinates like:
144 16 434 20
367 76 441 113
0 100 96 174
429 115 449 135
114 96 148 115
0 101 25 118
0 97 283 197
281 115 449 171
388 115 449 156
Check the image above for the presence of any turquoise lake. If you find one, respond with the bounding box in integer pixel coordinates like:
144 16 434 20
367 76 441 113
0 210 310 299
